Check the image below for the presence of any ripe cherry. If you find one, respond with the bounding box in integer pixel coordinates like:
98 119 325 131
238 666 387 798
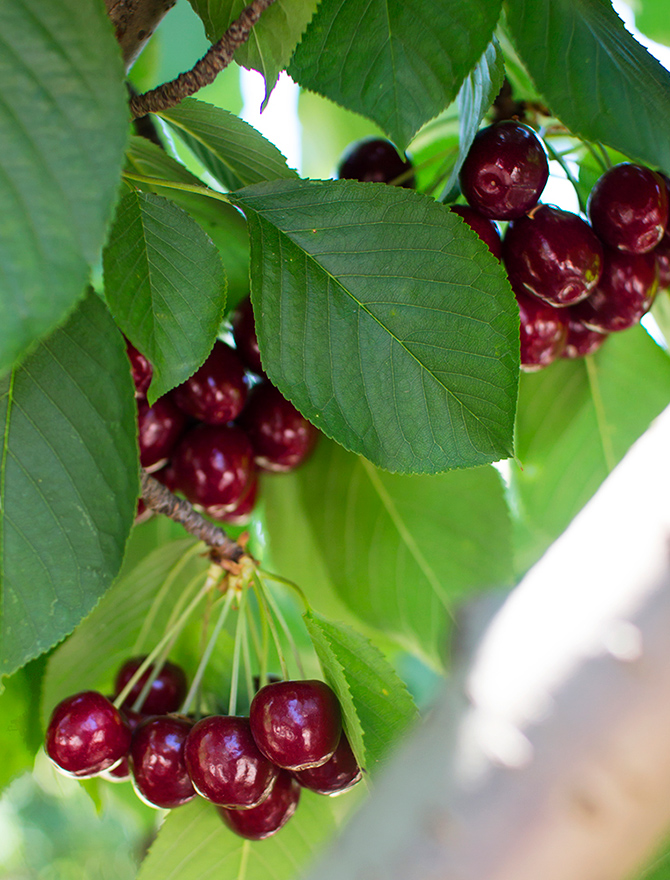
250 680 342 771
137 395 188 470
217 770 300 840
131 715 195 809
185 715 279 807
293 733 362 796
450 205 502 259
206 476 258 525
562 316 608 359
114 657 187 715
459 121 549 220
45 691 132 778
513 283 568 371
172 342 248 425
337 138 415 188
126 340 152 397
231 297 264 375
238 384 319 473
102 707 144 782
503 205 603 307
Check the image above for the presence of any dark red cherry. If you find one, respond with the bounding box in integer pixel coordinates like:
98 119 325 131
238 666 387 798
153 462 179 493
293 734 362 796
338 138 415 188
184 715 279 807
114 657 187 715
570 248 658 333
217 770 300 840
513 283 568 371
131 715 196 809
126 340 153 397
45 691 132 778
588 163 668 254
102 707 144 782
562 316 608 359
231 298 264 375
656 237 670 289
459 121 549 220
170 423 256 511
503 205 604 307
172 342 248 425
238 384 319 473
450 205 502 259
137 395 188 470
206 476 258 525
249 680 342 771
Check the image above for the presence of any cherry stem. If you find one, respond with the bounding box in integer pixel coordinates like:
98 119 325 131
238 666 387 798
241 610 254 707
582 140 611 174
258 575 306 680
542 140 587 214
252 572 289 680
245 601 267 688
123 173 231 205
228 589 247 716
259 569 310 613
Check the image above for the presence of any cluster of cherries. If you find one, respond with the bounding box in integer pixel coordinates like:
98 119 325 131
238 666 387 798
338 124 670 370
44 659 361 840
129 296 319 524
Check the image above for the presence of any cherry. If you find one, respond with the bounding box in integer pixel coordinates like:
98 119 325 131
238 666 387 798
337 138 415 187
249 680 342 771
217 770 300 840
231 297 264 376
206 476 258 525
45 691 132 778
562 316 608 360
293 733 362 796
114 657 187 715
170 423 256 512
459 121 549 220
570 248 658 333
450 205 502 259
131 715 196 809
102 707 144 782
126 340 153 397
513 283 568 371
172 341 248 425
238 384 319 473
137 395 188 470
184 715 279 807
656 237 670 289
503 205 604 307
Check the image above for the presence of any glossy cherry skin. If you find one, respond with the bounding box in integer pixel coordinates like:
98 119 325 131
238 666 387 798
231 297 264 375
337 138 415 188
102 707 144 782
514 284 568 371
238 384 319 473
206 476 258 525
503 205 604 307
450 205 502 259
172 342 248 425
114 657 187 716
588 163 668 254
185 715 279 808
126 340 153 397
250 680 342 771
293 734 362 796
459 121 549 220
170 424 256 512
656 238 670 289
45 691 132 778
137 395 188 470
217 770 300 840
571 248 658 333
131 715 196 809
562 317 608 359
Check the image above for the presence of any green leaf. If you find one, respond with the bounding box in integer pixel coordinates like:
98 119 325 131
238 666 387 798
159 99 299 190
511 326 670 574
188 0 319 100
0 655 45 792
103 191 227 403
137 791 344 880
289 0 503 150
125 137 250 311
635 0 670 47
304 611 418 774
230 178 519 474
0 294 138 679
0 0 128 375
505 0 670 174
288 440 513 662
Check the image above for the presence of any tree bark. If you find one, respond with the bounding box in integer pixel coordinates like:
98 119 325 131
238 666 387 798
104 0 176 70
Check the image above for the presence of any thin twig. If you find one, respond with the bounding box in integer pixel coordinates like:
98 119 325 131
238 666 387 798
129 0 277 118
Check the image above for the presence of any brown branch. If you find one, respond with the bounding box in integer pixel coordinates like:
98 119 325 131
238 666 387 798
140 470 246 565
105 0 176 71
130 0 277 119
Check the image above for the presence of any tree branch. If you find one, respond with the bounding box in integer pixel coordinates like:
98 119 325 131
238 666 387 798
129 0 277 119
140 470 246 565
105 0 176 70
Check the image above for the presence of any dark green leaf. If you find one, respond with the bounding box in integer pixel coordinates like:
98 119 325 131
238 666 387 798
0 0 128 375
289 0 503 149
304 611 418 774
0 655 45 791
159 99 299 190
0 294 138 679
230 178 519 474
511 326 670 574
505 0 670 174
103 191 227 403
287 440 513 662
